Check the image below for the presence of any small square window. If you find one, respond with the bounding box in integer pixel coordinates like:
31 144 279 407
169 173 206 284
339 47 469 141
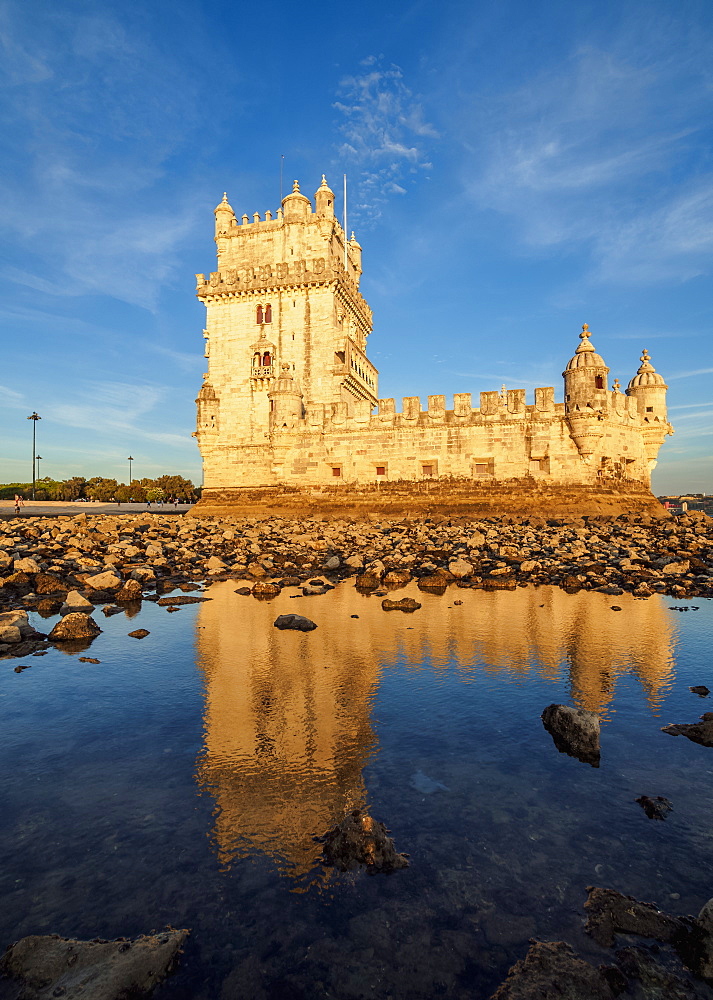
422 464 434 477
376 466 386 476
646 406 654 412
332 467 342 477
474 463 488 475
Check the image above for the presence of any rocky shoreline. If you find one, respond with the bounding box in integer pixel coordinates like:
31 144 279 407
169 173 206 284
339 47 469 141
0 508 710 658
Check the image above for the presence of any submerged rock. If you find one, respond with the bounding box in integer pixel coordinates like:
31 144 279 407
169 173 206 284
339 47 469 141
0 928 188 1000
489 940 618 999
381 597 422 612
541 703 601 767
115 579 144 602
690 686 710 698
584 886 690 948
319 809 409 874
128 629 150 639
662 714 713 747
48 613 102 643
409 770 449 795
273 614 317 632
636 795 673 820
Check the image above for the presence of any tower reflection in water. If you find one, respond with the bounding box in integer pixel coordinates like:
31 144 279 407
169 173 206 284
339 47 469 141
195 581 677 878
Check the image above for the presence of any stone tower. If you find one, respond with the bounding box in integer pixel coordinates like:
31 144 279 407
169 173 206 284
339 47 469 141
195 177 377 488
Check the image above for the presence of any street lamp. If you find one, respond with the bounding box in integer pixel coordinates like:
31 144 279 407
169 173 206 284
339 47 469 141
27 412 41 500
127 456 134 487
35 455 43 481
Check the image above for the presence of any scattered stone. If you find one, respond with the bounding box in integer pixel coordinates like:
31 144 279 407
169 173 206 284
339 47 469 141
101 606 124 617
84 571 122 591
78 657 101 664
318 809 409 874
156 595 212 605
273 614 317 631
115 579 144 602
0 928 189 1000
541 703 601 767
13 664 31 673
60 591 94 614
381 597 422 612
584 886 690 948
489 939 617 999
690 686 710 697
33 573 66 595
13 557 42 574
636 795 673 820
662 714 713 747
128 629 150 639
234 587 251 596
48 613 102 643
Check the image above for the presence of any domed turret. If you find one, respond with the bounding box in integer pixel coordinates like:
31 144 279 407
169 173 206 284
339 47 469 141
267 363 304 433
214 192 235 237
315 174 335 217
563 324 610 460
626 349 668 421
348 231 362 275
282 179 312 223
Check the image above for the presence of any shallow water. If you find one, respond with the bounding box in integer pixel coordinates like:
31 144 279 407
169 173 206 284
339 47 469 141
1 582 712 998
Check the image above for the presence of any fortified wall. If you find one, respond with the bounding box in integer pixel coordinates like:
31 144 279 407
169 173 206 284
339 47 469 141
194 176 673 516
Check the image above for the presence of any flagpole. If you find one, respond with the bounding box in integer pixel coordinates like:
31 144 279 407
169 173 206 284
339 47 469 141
343 173 348 273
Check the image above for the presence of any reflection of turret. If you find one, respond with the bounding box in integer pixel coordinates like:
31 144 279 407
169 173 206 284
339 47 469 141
194 580 677 881
563 324 610 460
626 349 673 470
267 363 305 434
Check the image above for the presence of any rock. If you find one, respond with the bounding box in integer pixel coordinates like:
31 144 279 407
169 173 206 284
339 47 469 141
409 770 448 794
448 557 473 579
234 587 251 596
128 629 150 639
383 569 412 587
691 897 713 979
85 571 122 591
417 574 449 593
318 809 409 873
273 614 317 631
355 570 381 590
0 624 22 643
33 573 66 595
489 940 617 999
614 946 711 1000
324 555 341 570
78 657 101 664
251 582 281 598
663 560 690 575
541 703 601 766
156 594 211 605
207 555 227 571
0 928 189 1000
381 597 422 612
662 714 713 747
690 686 710 697
60 591 94 614
115 579 144 602
584 886 689 948
636 795 673 820
130 566 155 583
48 613 102 642
13 557 42 574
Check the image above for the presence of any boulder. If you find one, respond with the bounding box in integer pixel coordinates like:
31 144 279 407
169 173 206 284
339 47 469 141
319 809 409 874
0 624 22 644
273 614 317 632
85 571 122 591
0 928 189 1000
251 582 281 598
130 566 155 583
34 573 66 595
128 629 150 639
381 597 422 613
541 703 601 767
115 579 144 602
584 886 689 948
662 713 713 747
383 569 412 587
690 686 710 698
324 555 341 570
692 898 713 979
13 557 42 574
489 940 617 999
60 591 94 614
635 795 673 820
48 614 102 642
448 557 474 579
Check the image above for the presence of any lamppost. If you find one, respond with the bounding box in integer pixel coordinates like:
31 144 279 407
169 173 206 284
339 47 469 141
127 456 134 489
35 455 42 482
27 412 41 500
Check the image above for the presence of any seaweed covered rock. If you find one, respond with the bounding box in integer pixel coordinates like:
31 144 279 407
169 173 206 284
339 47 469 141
541 703 601 767
48 613 102 643
636 795 673 820
0 928 189 1000
319 809 409 874
489 940 618 999
584 886 691 948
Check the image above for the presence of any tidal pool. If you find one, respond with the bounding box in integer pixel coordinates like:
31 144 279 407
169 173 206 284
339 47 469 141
1 582 712 999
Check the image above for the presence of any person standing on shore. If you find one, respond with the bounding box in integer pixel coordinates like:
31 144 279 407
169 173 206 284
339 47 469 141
14 494 23 516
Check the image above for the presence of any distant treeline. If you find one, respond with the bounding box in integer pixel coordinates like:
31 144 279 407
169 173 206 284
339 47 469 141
1 475 198 502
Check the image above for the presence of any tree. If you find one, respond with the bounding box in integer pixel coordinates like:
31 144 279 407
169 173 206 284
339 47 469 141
146 487 165 502
153 475 196 500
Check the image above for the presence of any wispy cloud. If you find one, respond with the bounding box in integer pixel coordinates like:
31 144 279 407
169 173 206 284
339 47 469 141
669 368 713 379
334 58 438 224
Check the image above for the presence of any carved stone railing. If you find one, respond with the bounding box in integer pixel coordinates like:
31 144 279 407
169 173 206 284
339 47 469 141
251 365 274 378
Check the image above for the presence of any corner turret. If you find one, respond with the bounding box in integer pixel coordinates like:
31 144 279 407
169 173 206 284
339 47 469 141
563 324 610 460
626 349 672 472
214 192 235 237
315 175 335 217
268 363 305 433
282 179 312 223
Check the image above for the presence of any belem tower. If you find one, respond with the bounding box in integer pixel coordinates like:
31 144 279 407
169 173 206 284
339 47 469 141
194 176 673 498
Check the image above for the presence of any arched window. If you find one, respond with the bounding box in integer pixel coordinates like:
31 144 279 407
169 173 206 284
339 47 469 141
264 304 272 323
253 353 261 367
262 352 271 365
595 375 604 389
256 305 263 324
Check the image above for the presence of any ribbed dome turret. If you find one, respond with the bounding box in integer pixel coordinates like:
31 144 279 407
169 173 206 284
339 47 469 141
564 324 607 371
627 349 667 390
282 179 312 222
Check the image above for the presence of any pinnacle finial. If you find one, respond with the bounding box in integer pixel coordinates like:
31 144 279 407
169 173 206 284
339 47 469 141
613 378 621 392
580 322 591 340
292 179 300 193
637 348 655 372
350 231 356 241
320 173 328 187
574 321 595 354
222 192 228 203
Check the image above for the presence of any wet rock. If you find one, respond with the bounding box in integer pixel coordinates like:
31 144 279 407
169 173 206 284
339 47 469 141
636 795 673 820
448 557 474 579
13 557 42 574
78 657 101 664
584 886 690 948
234 587 251 596
250 581 281 598
355 570 381 590
410 770 448 794
36 598 62 617
381 597 422 612
690 686 710 698
318 809 409 874
383 569 412 587
417 574 449 594
48 613 102 642
115 579 144 602
273 614 317 631
60 591 94 615
101 605 124 617
128 629 150 639
84 571 122 591
0 928 189 1000
662 714 713 747
34 573 66 595
691 897 713 979
156 594 211 605
541 703 601 767
614 945 712 1000
489 940 617 999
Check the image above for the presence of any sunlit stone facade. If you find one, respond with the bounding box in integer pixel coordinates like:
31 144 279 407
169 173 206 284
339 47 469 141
194 178 673 491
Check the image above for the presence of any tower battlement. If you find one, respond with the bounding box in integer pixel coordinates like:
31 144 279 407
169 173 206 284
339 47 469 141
195 176 673 494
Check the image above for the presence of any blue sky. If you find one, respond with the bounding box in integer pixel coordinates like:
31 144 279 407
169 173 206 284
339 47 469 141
0 0 711 494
